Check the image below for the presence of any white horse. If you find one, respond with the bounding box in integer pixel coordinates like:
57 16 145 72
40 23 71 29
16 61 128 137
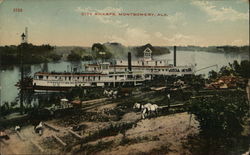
112 90 118 99
103 90 110 96
141 103 159 119
133 102 144 110
103 89 118 98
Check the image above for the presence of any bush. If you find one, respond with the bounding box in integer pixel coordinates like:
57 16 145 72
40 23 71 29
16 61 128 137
188 90 249 138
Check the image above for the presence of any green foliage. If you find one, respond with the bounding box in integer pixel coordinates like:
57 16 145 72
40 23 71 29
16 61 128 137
82 55 93 61
185 74 205 92
238 60 250 78
48 53 61 61
219 66 233 76
67 51 82 61
175 45 249 53
188 90 249 138
0 43 59 65
209 60 250 79
208 70 218 80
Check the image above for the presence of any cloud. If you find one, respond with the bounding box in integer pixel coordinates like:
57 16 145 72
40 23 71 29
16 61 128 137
238 0 249 4
154 32 163 38
231 39 249 45
165 12 187 29
75 7 128 28
192 1 249 22
154 32 200 46
107 27 150 46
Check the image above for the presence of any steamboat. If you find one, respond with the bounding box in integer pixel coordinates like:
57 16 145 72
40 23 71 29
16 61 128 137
32 47 195 92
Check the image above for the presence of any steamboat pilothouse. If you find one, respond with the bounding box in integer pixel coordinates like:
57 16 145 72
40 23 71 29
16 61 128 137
33 47 195 92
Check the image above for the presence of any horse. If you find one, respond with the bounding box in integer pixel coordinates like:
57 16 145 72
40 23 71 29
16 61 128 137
141 103 159 119
133 102 144 111
112 90 118 99
103 89 118 99
103 90 110 96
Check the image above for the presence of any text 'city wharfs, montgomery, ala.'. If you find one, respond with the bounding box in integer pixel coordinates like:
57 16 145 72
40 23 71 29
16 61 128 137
81 12 168 16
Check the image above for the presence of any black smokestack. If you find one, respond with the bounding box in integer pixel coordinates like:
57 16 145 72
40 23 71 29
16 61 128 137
128 52 132 71
174 46 176 67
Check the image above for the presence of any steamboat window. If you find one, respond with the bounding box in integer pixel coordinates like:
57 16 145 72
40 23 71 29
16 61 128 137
120 60 122 63
98 76 100 80
55 76 57 79
65 77 67 80
82 77 85 80
162 69 164 71
77 77 79 80
69 77 71 81
93 76 95 81
38 75 43 80
46 76 48 79
160 61 162 64
109 76 113 78
119 75 124 77
115 76 117 80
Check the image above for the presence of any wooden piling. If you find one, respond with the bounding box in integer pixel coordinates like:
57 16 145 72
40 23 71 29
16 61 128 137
16 131 26 141
30 140 44 152
44 123 60 132
68 130 83 139
52 135 67 146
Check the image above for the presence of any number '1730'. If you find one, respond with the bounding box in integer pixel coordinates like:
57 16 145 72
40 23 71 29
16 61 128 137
13 8 23 12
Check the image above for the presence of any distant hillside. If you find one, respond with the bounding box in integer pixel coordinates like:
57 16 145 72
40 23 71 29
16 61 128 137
0 43 61 65
167 45 249 53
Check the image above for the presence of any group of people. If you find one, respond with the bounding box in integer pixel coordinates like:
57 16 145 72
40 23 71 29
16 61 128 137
14 122 43 136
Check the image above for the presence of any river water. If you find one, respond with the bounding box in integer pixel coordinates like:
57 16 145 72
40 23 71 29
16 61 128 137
0 50 248 105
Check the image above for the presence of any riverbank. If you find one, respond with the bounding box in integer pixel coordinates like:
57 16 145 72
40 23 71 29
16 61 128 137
0 87 249 154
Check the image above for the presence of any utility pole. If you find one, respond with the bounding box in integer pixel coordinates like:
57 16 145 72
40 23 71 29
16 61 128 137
19 33 25 114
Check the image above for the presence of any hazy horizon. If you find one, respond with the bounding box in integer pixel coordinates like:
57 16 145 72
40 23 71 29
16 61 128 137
1 42 249 48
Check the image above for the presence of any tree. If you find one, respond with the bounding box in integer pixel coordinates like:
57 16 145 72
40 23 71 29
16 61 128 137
188 90 249 138
239 60 250 78
208 70 218 80
67 51 82 61
219 66 232 76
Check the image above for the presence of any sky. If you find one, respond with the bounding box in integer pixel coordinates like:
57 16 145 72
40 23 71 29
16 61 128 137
0 0 249 46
